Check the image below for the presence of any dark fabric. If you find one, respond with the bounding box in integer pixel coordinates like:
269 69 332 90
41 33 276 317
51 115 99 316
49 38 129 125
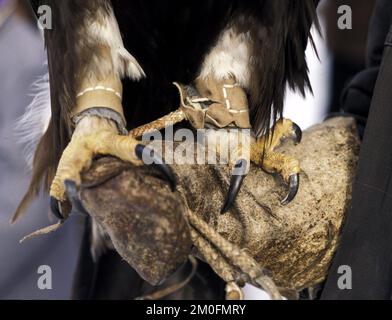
321 0 392 300
339 0 392 133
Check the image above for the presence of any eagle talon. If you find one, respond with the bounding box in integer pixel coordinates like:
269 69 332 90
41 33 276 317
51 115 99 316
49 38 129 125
275 120 302 146
64 180 89 215
135 144 177 192
292 122 302 145
221 159 248 214
50 197 64 220
281 174 299 205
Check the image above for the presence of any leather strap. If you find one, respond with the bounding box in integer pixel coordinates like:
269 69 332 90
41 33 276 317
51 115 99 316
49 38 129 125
73 74 125 124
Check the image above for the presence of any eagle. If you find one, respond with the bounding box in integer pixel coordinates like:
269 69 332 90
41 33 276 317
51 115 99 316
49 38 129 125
13 0 319 236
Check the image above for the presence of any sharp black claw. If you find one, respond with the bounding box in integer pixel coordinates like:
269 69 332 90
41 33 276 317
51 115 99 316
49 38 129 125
292 123 302 144
281 174 299 205
221 159 248 214
64 180 89 215
135 144 177 192
50 197 64 220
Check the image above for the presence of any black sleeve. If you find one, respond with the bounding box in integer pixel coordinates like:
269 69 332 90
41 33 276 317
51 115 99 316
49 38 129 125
321 0 392 300
340 0 392 133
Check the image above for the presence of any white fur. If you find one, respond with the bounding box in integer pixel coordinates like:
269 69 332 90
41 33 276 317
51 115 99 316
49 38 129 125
87 6 146 80
199 28 251 87
15 68 51 168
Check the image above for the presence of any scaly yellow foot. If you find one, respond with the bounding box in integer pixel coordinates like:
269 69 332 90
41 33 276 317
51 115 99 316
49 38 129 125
251 118 302 205
50 116 176 220
221 118 302 213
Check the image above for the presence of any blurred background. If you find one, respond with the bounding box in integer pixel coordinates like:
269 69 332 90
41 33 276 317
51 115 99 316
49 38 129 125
0 0 376 299
0 0 83 299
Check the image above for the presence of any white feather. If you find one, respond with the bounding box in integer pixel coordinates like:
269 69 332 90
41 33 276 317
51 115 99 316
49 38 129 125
15 67 51 168
87 6 146 80
199 28 251 87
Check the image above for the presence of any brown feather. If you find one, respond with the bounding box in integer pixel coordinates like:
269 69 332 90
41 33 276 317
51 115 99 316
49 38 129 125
11 122 56 223
233 0 320 136
13 0 112 222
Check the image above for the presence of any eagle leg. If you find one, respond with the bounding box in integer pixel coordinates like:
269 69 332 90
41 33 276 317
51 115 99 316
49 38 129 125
251 118 302 205
50 120 176 218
